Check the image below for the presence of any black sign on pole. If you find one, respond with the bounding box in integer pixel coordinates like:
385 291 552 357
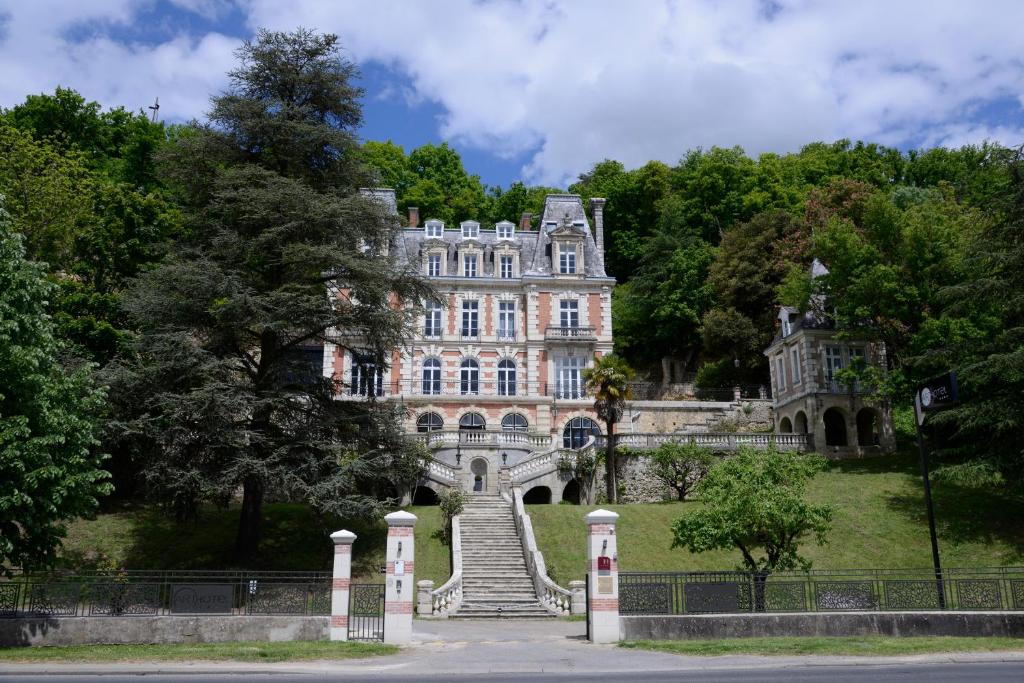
913 371 958 610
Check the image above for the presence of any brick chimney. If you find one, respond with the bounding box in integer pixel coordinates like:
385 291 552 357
519 212 532 231
590 197 606 259
408 206 420 228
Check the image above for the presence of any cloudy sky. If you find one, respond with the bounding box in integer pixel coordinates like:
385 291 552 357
1 0 1022 187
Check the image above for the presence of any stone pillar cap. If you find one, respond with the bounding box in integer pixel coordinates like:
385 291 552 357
330 529 357 544
417 579 435 587
384 510 418 527
586 509 619 524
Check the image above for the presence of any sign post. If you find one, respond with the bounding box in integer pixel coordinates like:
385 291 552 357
914 372 959 610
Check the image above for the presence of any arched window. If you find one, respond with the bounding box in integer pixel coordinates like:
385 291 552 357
501 413 528 432
459 412 486 431
563 417 600 449
497 359 517 396
416 412 443 433
421 358 441 395
460 358 479 395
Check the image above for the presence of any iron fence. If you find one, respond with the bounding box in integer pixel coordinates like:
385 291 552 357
0 570 332 618
618 567 1024 615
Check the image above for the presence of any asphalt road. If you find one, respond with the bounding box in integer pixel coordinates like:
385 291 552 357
2 662 1024 682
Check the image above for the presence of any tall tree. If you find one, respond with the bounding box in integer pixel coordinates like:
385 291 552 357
0 202 111 571
583 354 634 503
113 29 433 559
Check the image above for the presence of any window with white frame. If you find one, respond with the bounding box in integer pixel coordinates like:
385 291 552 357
351 352 383 397
424 300 443 338
460 358 479 395
461 222 479 239
782 316 792 337
555 356 585 399
463 254 478 277
501 413 528 431
499 255 514 279
498 301 515 340
461 300 479 338
427 253 441 277
776 355 786 392
425 221 443 238
825 345 844 382
497 359 517 396
559 299 579 328
421 358 441 395
497 222 514 239
559 244 577 274
791 347 801 384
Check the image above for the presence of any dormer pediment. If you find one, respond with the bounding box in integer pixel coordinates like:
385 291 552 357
549 223 585 239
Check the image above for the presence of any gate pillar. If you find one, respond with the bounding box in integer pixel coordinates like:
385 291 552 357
585 509 620 643
383 511 417 644
329 529 357 641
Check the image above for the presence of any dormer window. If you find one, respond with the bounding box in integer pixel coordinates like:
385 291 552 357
544 221 557 231
461 221 479 239
496 221 514 240
425 220 443 239
559 244 577 274
782 317 792 337
572 220 585 230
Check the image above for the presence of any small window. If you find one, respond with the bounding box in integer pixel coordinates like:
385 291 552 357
559 244 577 274
776 356 786 392
499 255 514 279
427 254 441 277
461 222 479 239
496 222 514 239
459 412 486 430
425 220 443 238
463 254 478 278
501 413 528 432
791 347 801 384
417 412 443 432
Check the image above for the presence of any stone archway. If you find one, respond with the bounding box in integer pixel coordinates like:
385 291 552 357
779 416 793 433
823 407 848 447
562 479 581 505
470 457 489 493
857 408 879 447
523 485 552 504
794 411 808 434
412 486 439 505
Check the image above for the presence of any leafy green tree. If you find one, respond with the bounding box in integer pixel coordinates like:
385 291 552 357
0 204 112 571
649 442 715 501
557 448 600 504
583 354 634 503
404 142 488 223
111 29 434 559
671 448 831 608
362 140 415 196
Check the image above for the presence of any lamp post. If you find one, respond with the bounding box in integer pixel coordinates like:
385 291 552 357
502 451 508 466
455 443 462 467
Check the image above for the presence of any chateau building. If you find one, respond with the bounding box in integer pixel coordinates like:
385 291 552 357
322 189 614 497
765 261 896 456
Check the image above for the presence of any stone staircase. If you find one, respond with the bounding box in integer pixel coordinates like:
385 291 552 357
453 492 553 619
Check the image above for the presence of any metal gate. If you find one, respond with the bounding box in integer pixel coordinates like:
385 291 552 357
584 574 590 640
348 584 385 641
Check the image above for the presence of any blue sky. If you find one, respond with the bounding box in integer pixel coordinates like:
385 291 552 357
1 1 1022 188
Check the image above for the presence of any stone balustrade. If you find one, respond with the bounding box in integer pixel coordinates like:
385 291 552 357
510 487 573 615
412 431 553 450
600 432 811 452
427 515 463 616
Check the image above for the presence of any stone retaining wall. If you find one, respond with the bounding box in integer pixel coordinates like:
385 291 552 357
621 612 1024 640
0 616 328 647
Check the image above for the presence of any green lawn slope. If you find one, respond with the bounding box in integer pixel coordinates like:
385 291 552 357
529 453 1024 585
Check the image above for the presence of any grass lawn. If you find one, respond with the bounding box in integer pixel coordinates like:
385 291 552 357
60 504 450 585
529 452 1024 584
0 641 396 663
620 636 1024 657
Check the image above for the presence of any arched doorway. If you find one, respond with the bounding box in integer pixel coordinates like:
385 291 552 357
470 457 488 493
523 486 552 504
823 408 848 447
794 411 808 434
412 486 439 505
779 417 793 433
857 408 878 447
562 479 581 505
563 417 600 449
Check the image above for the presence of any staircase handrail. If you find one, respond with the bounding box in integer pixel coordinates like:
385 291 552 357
510 487 571 615
508 434 597 485
428 514 463 615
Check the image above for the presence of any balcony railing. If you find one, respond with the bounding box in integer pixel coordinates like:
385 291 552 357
344 380 593 399
544 325 597 341
412 430 554 449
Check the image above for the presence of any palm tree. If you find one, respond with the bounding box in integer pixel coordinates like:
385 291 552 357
583 354 634 503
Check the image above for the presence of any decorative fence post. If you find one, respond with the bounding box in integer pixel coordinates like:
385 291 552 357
585 509 620 643
330 529 356 641
383 511 416 644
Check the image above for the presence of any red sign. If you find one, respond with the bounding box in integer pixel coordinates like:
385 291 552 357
597 556 611 571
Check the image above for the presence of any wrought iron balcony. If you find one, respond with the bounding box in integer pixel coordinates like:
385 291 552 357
544 325 597 341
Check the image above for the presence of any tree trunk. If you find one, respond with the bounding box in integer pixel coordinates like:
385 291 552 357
660 356 672 387
605 419 617 503
235 476 264 561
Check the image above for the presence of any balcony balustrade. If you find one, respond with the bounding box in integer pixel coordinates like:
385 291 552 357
544 325 597 341
344 380 593 399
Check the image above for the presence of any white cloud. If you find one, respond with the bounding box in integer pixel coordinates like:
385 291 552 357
0 0 239 124
1 0 1022 185
241 0 1024 185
